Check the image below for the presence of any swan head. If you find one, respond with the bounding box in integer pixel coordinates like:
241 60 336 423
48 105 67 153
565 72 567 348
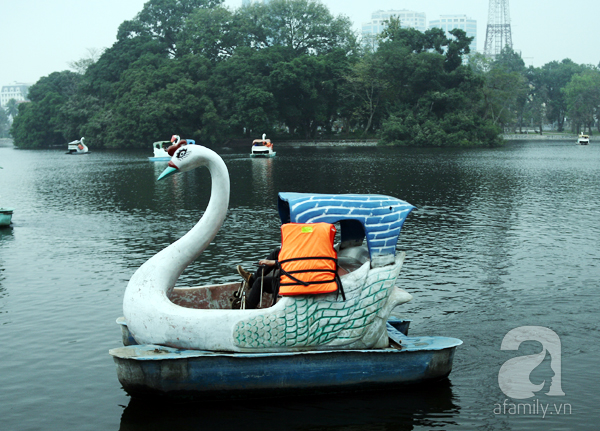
158 144 213 181
170 135 180 144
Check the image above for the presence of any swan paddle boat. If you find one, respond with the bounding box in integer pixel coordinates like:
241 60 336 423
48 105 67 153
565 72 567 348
109 143 462 400
149 135 196 161
250 134 276 158
66 137 89 154
577 133 590 145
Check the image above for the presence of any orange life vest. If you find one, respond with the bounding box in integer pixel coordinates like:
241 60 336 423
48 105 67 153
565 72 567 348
278 223 342 296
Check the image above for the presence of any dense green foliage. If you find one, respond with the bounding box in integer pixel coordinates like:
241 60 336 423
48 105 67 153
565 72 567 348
0 106 9 138
5 99 20 118
472 48 599 135
10 0 600 149
11 71 81 147
373 19 502 146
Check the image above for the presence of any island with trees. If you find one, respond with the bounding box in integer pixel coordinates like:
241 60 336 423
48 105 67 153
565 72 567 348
8 0 600 149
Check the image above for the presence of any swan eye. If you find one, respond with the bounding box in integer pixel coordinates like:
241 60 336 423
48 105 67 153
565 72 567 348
176 148 189 160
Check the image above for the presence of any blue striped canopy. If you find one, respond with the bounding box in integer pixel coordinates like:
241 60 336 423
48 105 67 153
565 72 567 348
278 193 415 266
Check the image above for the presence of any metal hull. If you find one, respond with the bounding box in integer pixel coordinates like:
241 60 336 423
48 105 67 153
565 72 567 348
110 322 461 400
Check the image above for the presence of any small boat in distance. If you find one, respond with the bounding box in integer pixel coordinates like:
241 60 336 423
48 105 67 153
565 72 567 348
149 135 195 161
577 133 590 145
0 207 14 227
149 141 172 161
66 137 89 154
251 134 276 158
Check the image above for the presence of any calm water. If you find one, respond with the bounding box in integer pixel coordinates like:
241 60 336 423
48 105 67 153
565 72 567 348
1 141 598 430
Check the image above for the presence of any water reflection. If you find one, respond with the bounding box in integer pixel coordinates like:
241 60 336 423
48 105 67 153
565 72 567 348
119 380 459 431
0 227 14 304
251 157 275 205
0 226 14 238
1 142 599 430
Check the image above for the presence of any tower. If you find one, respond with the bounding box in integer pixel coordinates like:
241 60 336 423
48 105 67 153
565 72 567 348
484 0 512 57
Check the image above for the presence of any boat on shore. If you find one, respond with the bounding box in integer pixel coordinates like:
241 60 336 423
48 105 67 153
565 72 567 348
109 143 461 400
66 137 89 154
251 134 276 158
577 133 590 145
149 135 195 161
0 207 14 227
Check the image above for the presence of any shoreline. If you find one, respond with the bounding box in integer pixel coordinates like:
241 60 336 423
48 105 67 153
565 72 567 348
0 138 14 148
274 139 378 147
503 134 580 140
1 135 589 149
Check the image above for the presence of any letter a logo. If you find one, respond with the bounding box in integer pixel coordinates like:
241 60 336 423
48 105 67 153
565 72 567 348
498 326 565 399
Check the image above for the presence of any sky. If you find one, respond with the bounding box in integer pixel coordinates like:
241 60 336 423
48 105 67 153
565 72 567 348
1 0 598 87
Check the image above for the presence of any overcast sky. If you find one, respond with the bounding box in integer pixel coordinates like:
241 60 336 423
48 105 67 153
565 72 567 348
1 0 598 87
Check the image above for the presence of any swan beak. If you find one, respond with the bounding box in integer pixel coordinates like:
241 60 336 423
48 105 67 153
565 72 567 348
158 166 178 181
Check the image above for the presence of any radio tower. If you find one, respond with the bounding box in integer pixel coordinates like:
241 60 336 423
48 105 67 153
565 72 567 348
484 0 513 57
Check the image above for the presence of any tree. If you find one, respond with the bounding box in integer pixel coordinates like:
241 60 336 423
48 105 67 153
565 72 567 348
380 19 445 54
467 52 493 75
489 46 528 131
492 46 526 74
11 95 64 148
88 53 223 147
270 52 347 138
11 71 81 148
342 52 388 135
83 35 167 101
117 0 223 56
58 94 103 143
0 107 9 138
375 22 501 147
236 0 356 57
5 99 19 118
177 6 240 62
444 29 473 72
563 68 600 134
540 59 586 131
208 47 281 137
68 48 103 75
524 67 549 134
7 0 508 148
481 67 527 129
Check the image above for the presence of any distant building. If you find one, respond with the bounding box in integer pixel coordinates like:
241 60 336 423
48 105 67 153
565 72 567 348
362 9 427 38
429 15 477 52
1 83 30 108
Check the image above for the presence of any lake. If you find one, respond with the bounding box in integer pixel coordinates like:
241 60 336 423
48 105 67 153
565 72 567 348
0 140 598 430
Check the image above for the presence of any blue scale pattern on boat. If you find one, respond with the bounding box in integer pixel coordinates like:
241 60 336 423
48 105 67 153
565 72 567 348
278 193 415 260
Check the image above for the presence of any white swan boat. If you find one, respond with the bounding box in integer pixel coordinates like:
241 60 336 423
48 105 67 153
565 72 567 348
149 141 172 161
250 134 276 158
109 143 462 400
149 135 195 161
577 133 590 145
66 137 89 154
